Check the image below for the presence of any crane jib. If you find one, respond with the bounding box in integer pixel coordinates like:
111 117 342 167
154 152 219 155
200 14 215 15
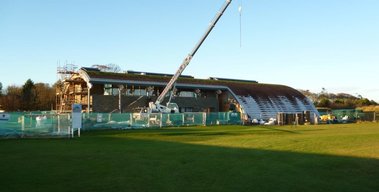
153 0 232 111
190 0 232 57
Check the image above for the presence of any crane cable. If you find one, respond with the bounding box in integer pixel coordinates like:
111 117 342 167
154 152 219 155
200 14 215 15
238 0 243 47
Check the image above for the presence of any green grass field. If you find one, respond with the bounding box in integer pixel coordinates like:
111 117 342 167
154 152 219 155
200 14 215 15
1 123 379 192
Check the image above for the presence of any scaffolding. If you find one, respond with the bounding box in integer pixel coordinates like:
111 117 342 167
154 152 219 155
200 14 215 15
56 63 89 113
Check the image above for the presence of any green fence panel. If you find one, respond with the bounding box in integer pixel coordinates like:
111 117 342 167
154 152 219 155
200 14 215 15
1 112 242 138
0 112 71 138
82 112 241 129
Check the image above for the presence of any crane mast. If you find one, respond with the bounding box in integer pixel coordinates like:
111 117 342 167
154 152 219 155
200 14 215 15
150 0 232 113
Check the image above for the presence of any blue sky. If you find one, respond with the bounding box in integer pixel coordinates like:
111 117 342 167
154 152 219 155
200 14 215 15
1 0 378 101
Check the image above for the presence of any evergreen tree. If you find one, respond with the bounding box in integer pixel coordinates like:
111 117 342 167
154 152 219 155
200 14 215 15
21 79 37 111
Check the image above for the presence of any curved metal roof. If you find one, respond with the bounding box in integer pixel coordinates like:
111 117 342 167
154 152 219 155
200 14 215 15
80 69 319 120
82 70 304 98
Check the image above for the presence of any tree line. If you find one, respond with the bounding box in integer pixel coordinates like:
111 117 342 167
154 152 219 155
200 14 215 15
0 64 122 112
299 88 377 109
0 79 377 112
0 79 57 111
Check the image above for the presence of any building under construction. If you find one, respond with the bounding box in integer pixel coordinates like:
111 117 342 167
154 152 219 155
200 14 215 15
56 67 320 124
56 1 319 125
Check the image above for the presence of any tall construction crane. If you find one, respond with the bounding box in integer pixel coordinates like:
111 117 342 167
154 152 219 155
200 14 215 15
148 0 232 113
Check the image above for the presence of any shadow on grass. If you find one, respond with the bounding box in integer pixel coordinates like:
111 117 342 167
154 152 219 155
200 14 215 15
1 133 379 192
259 126 301 134
127 126 302 137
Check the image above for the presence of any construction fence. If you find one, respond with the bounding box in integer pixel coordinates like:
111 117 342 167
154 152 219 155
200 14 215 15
331 109 378 122
319 109 378 123
0 112 71 138
0 112 242 138
1 110 377 138
83 112 241 130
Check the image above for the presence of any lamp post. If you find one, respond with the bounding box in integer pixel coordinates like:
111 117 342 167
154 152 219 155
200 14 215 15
118 85 125 113
87 83 92 114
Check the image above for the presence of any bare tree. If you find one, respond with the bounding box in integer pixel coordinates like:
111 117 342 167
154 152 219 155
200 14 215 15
35 83 56 110
106 63 121 73
92 64 110 71
3 85 22 111
92 63 122 73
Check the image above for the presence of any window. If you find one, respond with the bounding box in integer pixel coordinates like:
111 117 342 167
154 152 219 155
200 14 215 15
180 107 193 113
179 91 196 98
104 84 112 95
134 89 146 96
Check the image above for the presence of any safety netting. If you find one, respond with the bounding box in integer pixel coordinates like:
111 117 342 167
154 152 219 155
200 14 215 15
82 112 241 130
325 109 378 122
0 112 71 138
1 112 241 138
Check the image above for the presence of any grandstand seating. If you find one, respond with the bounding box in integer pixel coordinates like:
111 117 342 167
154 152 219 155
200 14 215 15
238 95 319 121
